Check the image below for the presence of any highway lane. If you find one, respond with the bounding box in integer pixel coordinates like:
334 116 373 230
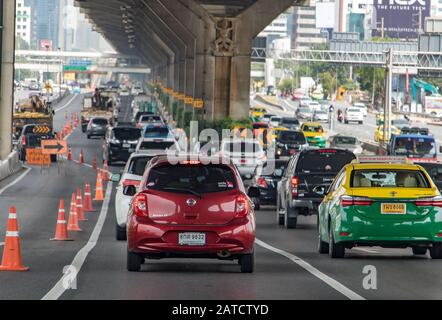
2 93 442 300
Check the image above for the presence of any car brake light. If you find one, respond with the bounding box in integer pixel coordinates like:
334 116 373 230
257 177 268 189
235 194 249 218
415 196 442 208
181 160 201 165
291 176 299 199
340 195 373 207
133 193 148 217
122 179 141 187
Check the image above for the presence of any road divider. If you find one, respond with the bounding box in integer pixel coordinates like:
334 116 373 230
0 151 22 183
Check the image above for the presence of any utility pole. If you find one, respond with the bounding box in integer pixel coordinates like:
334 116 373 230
383 48 393 149
381 18 384 38
371 67 376 106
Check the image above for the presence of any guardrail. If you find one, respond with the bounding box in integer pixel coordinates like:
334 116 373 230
0 151 22 182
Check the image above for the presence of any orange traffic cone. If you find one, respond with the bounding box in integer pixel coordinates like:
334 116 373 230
51 199 72 241
83 183 94 212
92 155 97 170
76 189 87 221
79 149 84 164
0 207 29 271
103 161 110 181
67 193 81 232
94 170 105 201
67 148 72 161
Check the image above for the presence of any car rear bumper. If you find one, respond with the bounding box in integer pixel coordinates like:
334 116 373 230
87 129 106 136
128 219 255 255
291 198 321 213
258 189 277 205
109 148 135 161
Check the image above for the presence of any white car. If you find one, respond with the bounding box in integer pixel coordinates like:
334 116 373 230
114 152 165 240
300 99 313 108
313 110 329 123
344 107 364 124
308 101 321 112
353 103 368 117
269 116 282 128
220 139 266 178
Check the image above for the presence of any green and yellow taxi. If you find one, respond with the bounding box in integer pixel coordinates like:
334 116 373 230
374 125 401 142
317 156 442 258
301 122 326 148
250 107 267 120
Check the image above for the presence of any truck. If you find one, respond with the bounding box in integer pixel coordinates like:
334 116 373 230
81 90 115 132
411 78 442 117
388 128 441 162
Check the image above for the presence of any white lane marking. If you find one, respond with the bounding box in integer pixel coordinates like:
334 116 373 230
54 94 78 113
255 239 365 300
0 166 32 196
42 181 113 300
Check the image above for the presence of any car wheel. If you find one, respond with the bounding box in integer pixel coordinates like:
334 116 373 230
285 207 297 229
239 251 254 273
116 224 127 241
329 225 345 258
127 251 143 272
430 243 442 259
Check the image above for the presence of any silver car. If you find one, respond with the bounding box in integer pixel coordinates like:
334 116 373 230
328 135 363 155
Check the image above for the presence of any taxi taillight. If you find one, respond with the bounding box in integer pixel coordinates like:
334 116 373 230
414 196 442 208
133 193 148 217
340 196 373 207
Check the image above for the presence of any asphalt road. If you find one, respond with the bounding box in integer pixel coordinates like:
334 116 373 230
1 94 442 300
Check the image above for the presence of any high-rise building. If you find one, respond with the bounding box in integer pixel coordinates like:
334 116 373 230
16 0 32 45
291 2 327 50
25 0 60 49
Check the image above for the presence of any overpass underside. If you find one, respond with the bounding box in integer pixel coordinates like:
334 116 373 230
74 0 298 120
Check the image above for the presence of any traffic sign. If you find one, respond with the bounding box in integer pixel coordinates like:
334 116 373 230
41 140 68 155
193 99 204 109
63 66 88 72
33 126 52 135
185 96 194 104
26 148 51 165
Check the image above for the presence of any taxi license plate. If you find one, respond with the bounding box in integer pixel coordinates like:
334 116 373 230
178 233 206 246
381 203 406 215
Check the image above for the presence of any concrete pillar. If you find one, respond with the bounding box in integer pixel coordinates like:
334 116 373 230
0 0 15 159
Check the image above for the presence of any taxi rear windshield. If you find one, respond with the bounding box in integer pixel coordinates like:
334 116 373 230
147 164 237 194
303 125 323 133
351 170 430 188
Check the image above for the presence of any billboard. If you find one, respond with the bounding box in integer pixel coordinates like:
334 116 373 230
40 39 53 51
316 2 336 29
373 0 430 39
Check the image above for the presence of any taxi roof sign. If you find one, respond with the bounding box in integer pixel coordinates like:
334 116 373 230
354 156 409 164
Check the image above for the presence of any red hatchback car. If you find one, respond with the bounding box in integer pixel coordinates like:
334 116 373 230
126 155 257 273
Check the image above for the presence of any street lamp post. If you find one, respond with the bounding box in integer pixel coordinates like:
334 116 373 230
45 44 50 103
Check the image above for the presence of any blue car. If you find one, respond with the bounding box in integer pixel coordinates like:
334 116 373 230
142 124 174 140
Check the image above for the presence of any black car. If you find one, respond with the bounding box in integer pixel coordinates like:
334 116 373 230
275 130 309 158
416 162 442 192
18 124 56 162
277 149 356 229
103 126 141 165
249 160 289 210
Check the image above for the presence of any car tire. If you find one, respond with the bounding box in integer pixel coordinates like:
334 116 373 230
239 252 254 273
329 225 345 258
278 215 284 226
127 251 143 272
412 247 427 255
430 243 442 259
285 207 297 229
116 224 127 241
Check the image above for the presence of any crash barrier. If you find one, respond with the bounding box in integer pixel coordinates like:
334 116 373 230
0 151 22 182
254 95 285 111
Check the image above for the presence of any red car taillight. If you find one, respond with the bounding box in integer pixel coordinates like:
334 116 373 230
21 136 26 147
257 177 268 189
340 195 373 207
235 194 250 218
291 176 299 198
415 196 442 208
133 193 148 217
122 179 141 187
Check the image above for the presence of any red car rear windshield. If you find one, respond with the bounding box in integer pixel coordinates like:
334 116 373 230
147 164 237 194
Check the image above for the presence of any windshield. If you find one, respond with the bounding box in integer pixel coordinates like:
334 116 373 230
144 127 170 138
281 118 300 125
92 118 108 125
114 128 141 141
299 108 311 113
277 131 306 144
127 156 152 176
351 170 430 188
147 164 237 194
270 117 281 123
140 115 162 123
334 136 357 145
224 142 262 154
253 123 268 129
297 150 355 173
303 125 323 133
393 137 436 157
139 141 176 150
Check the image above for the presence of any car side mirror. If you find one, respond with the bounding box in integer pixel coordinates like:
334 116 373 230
111 173 121 182
248 187 260 198
313 185 328 196
123 185 137 196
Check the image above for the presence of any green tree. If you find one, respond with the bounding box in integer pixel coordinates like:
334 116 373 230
277 77 294 92
356 67 386 105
